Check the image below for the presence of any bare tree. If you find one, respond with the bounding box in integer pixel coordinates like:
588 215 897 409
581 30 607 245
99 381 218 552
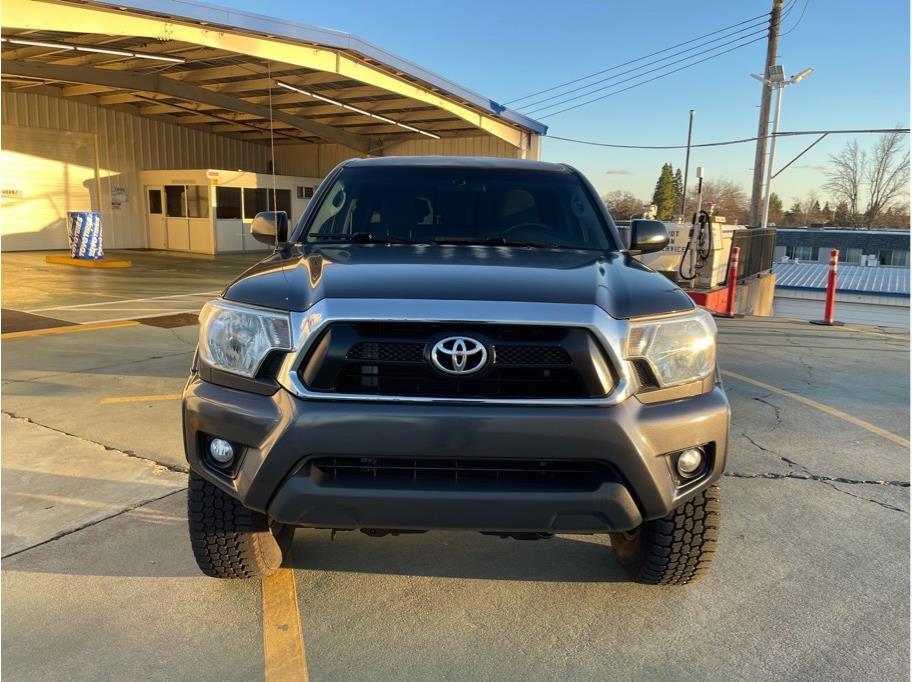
825 132 910 227
603 190 647 220
824 141 864 224
863 130 910 227
685 179 749 224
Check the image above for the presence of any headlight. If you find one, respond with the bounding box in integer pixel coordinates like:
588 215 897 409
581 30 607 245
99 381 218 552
198 300 291 378
626 309 716 387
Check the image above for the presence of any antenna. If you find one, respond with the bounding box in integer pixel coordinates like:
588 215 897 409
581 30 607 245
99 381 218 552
267 61 277 213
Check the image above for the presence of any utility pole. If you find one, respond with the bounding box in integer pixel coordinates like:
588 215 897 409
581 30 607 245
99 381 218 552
748 0 783 227
680 109 695 219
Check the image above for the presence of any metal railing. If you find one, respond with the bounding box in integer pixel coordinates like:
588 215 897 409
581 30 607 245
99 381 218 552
731 228 776 282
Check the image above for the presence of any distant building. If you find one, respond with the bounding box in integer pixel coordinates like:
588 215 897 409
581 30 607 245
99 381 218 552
773 261 910 329
774 228 910 267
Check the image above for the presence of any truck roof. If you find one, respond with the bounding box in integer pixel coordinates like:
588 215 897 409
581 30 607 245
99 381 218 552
343 156 571 172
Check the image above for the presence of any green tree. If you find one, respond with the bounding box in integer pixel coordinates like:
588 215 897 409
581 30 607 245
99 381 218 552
768 192 784 225
782 200 803 226
821 201 833 225
833 201 852 226
673 168 684 214
651 163 677 220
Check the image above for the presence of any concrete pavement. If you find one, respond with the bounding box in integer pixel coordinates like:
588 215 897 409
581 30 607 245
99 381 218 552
1 252 908 680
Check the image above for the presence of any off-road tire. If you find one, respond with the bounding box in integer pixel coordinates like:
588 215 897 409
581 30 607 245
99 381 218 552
187 471 293 579
609 484 720 585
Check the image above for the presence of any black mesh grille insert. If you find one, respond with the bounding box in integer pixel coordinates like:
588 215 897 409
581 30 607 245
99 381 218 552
494 345 571 365
300 322 614 399
307 456 616 492
631 359 659 389
347 342 424 363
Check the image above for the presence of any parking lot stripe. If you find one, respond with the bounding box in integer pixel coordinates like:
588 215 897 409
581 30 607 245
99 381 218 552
262 568 308 681
0 320 140 339
26 290 220 313
99 394 183 405
722 370 910 448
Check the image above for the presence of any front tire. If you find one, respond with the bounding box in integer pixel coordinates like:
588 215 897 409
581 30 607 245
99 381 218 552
187 471 293 579
609 484 720 585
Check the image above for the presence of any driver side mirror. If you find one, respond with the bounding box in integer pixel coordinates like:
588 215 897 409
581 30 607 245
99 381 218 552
629 219 669 254
251 211 289 246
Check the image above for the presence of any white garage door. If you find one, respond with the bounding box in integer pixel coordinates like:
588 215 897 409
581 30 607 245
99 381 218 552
1 125 96 251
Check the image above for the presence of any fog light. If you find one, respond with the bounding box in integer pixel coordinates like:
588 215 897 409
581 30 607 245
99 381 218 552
208 438 235 466
676 448 704 478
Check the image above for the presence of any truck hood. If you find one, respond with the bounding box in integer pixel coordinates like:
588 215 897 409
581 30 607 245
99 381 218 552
222 244 693 320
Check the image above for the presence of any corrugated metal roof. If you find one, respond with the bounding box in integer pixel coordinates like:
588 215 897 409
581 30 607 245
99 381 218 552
83 0 548 136
773 262 910 297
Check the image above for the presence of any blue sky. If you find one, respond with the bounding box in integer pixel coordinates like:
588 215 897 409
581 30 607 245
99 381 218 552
217 0 909 205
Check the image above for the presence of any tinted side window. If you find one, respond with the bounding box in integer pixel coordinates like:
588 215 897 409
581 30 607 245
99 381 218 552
216 187 242 219
165 185 185 217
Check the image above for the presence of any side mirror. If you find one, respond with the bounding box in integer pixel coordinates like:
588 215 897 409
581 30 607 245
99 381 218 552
251 211 289 246
629 219 669 254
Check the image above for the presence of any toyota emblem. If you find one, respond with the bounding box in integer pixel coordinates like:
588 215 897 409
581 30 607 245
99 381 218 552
430 336 488 375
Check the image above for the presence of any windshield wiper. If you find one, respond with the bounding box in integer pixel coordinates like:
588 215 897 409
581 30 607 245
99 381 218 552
433 235 560 249
308 232 417 245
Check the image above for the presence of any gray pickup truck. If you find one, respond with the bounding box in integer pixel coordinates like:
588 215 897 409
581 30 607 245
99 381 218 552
183 157 729 585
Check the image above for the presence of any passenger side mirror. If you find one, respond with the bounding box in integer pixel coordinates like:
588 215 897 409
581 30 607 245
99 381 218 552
628 219 669 254
251 211 289 246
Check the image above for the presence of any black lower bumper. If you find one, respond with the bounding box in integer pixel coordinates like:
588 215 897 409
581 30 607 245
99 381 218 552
183 379 730 533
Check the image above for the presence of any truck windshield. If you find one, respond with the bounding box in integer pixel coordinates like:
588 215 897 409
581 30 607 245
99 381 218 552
303 167 616 250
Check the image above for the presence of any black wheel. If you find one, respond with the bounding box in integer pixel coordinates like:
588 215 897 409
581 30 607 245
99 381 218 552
609 484 720 585
187 471 293 579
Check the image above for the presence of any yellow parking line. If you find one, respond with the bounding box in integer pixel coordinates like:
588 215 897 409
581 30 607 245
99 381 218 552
262 568 308 681
99 394 182 405
1 319 139 340
722 369 910 449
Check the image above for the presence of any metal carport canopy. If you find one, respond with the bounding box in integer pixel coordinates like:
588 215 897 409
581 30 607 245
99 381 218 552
1 0 546 153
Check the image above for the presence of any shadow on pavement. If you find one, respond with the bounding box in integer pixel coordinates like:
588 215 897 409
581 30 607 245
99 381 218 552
288 528 631 583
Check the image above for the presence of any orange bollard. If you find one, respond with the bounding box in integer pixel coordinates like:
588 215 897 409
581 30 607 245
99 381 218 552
810 249 844 326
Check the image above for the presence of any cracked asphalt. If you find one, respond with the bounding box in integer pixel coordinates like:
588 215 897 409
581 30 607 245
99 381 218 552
1 252 909 680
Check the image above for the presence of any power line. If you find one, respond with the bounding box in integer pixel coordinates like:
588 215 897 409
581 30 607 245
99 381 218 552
529 33 769 119
781 0 810 36
504 9 776 106
505 0 798 108
516 24 769 113
546 128 911 150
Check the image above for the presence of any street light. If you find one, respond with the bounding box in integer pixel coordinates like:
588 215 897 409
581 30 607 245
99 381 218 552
751 65 814 229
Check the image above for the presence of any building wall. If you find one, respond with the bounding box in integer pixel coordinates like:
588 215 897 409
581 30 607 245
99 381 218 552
775 229 910 263
1 89 269 251
272 134 524 178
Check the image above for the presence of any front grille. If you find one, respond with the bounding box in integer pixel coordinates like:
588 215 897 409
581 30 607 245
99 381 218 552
347 342 424 363
346 341 571 366
335 364 585 398
300 322 615 399
307 456 616 492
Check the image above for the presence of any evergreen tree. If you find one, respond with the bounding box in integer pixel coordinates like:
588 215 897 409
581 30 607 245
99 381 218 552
821 201 833 225
673 168 684 214
768 193 784 224
833 201 851 226
651 163 677 220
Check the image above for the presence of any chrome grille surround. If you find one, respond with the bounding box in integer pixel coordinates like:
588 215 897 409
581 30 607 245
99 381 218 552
276 298 633 406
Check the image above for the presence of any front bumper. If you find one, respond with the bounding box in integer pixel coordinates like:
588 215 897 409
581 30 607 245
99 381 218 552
183 378 730 533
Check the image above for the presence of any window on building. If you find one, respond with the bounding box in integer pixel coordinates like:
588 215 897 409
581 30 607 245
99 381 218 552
165 185 186 217
243 188 268 219
786 245 819 261
186 185 209 218
147 189 162 215
843 247 862 264
879 249 910 266
215 187 242 219
243 187 292 218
